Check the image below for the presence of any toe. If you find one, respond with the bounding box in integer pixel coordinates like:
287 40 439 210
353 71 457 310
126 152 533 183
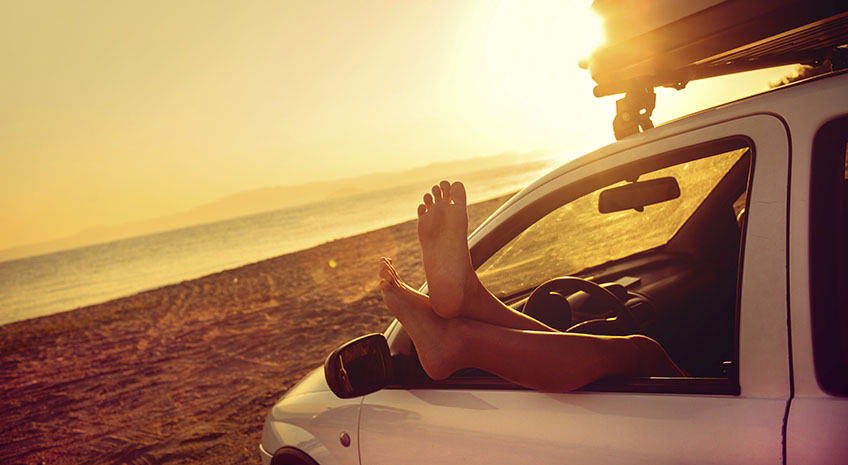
439 180 451 202
451 181 466 206
423 193 434 208
379 264 394 283
432 185 442 203
417 204 427 217
379 258 403 284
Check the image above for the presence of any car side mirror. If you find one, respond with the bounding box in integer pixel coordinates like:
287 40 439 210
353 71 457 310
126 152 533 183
325 333 393 398
598 176 680 213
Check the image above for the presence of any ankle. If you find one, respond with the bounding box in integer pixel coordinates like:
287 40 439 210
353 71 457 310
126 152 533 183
421 318 466 380
459 273 489 318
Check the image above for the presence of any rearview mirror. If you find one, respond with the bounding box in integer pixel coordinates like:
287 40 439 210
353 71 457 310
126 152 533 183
598 177 680 213
325 333 393 398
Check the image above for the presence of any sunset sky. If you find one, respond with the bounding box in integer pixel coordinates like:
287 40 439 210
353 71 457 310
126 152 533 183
1 0 793 253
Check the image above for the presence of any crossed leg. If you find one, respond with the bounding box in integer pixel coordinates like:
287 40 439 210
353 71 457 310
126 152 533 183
378 180 682 392
379 258 680 391
417 180 555 332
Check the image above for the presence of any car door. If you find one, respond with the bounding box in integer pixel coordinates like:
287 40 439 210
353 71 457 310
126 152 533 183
358 114 791 465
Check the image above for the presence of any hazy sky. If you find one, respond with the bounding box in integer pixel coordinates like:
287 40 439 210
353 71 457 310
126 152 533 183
0 0 792 252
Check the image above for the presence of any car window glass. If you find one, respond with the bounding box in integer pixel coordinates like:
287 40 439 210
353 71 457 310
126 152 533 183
477 147 748 298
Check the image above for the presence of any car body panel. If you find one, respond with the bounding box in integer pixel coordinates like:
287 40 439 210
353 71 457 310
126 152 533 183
781 77 848 463
786 397 848 464
262 368 362 464
784 78 848 398
359 389 786 465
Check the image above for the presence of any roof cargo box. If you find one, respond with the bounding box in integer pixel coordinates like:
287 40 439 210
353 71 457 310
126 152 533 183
586 0 848 96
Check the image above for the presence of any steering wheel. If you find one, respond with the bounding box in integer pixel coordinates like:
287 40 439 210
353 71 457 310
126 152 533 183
524 276 636 334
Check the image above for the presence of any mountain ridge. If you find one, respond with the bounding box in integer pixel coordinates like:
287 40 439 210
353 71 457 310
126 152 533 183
0 149 561 263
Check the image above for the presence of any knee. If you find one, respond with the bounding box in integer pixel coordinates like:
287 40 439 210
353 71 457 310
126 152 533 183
624 335 663 375
625 335 681 377
627 334 658 351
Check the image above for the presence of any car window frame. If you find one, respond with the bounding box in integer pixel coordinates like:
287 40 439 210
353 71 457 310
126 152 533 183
387 113 792 397
385 138 752 396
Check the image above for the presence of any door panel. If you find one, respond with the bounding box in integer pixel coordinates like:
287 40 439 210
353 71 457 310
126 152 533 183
360 389 785 464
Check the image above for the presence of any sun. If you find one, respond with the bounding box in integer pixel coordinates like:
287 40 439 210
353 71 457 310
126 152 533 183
475 2 610 145
483 1 604 77
482 2 605 100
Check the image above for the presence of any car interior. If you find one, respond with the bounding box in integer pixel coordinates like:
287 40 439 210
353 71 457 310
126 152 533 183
393 138 753 394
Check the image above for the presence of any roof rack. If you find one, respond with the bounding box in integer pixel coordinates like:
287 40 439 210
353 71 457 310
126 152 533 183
583 0 848 139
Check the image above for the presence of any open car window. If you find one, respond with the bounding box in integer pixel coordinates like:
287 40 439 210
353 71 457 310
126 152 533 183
395 139 755 394
477 147 748 299
435 142 749 392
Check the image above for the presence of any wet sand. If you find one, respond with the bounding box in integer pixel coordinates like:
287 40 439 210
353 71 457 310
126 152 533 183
0 194 510 465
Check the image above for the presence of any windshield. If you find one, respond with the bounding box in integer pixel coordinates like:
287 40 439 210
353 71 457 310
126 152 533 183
477 147 748 298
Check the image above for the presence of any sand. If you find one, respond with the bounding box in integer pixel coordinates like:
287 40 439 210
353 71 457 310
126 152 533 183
0 194 510 465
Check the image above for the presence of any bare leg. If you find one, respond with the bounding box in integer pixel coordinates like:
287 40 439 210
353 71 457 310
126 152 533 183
418 181 555 331
416 180 473 319
379 257 462 380
379 259 682 390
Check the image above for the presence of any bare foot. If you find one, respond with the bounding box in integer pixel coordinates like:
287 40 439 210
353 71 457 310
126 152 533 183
417 181 477 318
378 257 461 380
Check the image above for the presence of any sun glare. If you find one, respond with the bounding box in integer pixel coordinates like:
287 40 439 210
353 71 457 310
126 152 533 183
476 2 610 148
567 6 605 62
483 2 603 70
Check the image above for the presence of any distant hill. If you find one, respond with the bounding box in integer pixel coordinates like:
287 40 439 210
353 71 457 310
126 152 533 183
0 149 561 262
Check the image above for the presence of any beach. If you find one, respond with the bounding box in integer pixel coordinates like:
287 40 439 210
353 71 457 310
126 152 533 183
0 194 509 465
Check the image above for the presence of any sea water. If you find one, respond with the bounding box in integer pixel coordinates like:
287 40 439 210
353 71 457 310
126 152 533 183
0 161 558 325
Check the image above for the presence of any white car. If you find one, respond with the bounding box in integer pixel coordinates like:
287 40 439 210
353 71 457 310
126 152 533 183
261 6 848 465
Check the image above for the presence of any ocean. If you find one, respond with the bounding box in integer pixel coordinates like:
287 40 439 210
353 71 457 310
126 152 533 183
0 160 559 326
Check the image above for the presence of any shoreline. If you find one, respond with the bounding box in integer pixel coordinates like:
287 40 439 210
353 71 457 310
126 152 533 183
0 194 510 465
0 189 523 327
